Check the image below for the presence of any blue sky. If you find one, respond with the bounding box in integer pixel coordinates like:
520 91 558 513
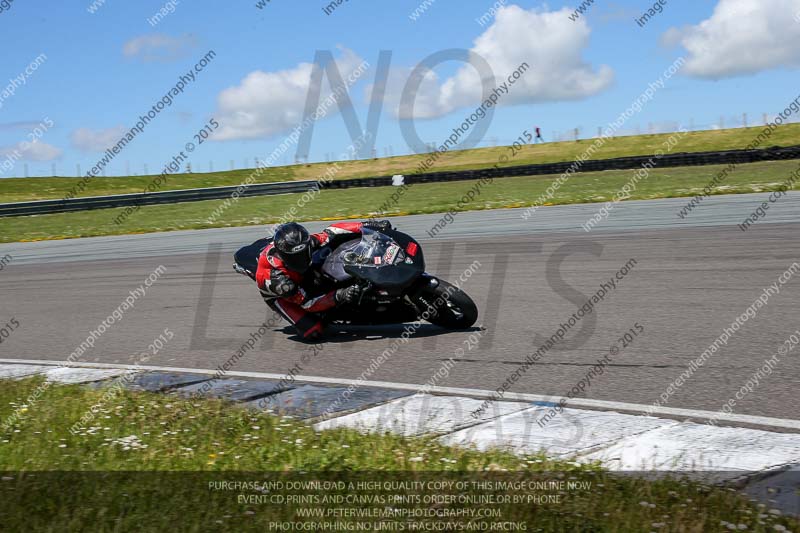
1 0 799 178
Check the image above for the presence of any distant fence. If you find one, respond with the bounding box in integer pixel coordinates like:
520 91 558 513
390 144 800 186
2 144 799 218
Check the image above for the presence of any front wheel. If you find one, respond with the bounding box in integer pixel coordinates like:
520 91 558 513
415 279 478 329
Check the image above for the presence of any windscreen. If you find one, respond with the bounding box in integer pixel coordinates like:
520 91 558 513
340 228 407 269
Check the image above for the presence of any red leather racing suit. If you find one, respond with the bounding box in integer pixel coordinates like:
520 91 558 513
255 221 365 339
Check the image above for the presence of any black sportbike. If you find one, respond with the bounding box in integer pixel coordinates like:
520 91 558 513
233 228 478 331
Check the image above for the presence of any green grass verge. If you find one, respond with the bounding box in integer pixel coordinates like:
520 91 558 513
2 159 798 243
2 123 800 203
0 377 795 531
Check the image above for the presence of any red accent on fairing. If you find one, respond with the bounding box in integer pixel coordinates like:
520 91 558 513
406 242 418 257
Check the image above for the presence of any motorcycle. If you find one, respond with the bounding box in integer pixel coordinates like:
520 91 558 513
233 227 478 331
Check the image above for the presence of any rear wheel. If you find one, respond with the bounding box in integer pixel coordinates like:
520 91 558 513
416 279 478 329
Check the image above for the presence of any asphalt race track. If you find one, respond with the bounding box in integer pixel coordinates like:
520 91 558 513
1 192 799 421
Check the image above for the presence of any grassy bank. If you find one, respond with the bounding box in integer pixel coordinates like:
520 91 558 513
2 123 800 203
0 377 795 531
2 158 798 243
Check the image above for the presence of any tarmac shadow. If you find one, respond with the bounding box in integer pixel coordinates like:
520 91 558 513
282 323 482 344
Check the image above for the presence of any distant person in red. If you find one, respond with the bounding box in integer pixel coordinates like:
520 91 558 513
535 126 545 144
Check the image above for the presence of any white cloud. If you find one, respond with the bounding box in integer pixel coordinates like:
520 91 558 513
70 126 127 152
386 4 613 119
212 47 366 141
123 34 196 62
664 0 800 79
22 141 62 161
0 141 63 161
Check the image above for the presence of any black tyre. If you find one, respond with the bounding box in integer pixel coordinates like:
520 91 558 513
416 279 478 329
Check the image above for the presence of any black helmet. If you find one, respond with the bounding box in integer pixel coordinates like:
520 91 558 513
273 222 312 273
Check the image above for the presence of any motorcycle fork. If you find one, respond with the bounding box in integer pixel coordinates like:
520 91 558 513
405 274 440 313
410 273 439 296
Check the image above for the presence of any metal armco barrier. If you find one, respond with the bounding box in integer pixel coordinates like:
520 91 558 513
0 181 317 217
2 144 799 218
370 144 800 187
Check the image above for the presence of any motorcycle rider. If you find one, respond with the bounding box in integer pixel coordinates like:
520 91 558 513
257 219 392 340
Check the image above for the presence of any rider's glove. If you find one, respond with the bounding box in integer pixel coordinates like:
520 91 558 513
335 285 362 305
270 272 297 297
363 219 392 232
